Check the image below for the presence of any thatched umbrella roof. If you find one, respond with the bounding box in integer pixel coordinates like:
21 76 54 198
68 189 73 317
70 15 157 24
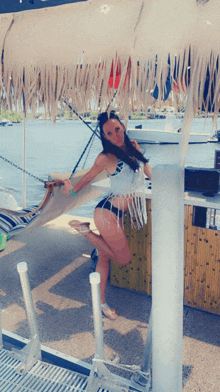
1 0 220 120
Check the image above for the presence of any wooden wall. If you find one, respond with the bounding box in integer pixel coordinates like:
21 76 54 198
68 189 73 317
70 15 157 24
110 200 220 316
184 205 220 315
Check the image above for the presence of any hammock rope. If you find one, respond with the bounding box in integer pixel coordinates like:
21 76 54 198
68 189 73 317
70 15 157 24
70 127 97 178
93 357 150 378
0 94 118 219
0 114 98 217
0 106 99 184
0 154 46 184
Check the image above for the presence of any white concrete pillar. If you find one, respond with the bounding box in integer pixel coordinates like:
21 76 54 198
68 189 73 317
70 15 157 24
152 164 184 392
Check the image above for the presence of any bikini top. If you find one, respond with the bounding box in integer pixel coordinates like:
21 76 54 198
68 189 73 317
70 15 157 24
108 158 146 196
108 159 124 177
103 158 148 229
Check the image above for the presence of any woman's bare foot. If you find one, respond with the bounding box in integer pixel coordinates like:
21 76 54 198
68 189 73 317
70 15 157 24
101 303 118 320
68 220 91 234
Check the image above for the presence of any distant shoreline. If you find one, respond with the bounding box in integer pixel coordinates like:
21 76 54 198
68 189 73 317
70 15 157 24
0 111 217 124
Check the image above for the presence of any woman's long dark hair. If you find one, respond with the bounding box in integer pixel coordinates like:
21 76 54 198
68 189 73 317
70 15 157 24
98 111 149 172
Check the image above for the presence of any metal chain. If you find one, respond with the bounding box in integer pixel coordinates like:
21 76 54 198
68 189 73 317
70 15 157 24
0 155 46 184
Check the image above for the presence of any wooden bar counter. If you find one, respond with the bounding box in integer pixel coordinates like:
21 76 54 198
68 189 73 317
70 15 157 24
92 178 220 316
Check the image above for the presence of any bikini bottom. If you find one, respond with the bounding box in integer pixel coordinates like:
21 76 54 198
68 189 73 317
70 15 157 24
95 196 123 218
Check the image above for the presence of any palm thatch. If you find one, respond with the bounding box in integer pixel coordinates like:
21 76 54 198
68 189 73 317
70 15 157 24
0 0 220 120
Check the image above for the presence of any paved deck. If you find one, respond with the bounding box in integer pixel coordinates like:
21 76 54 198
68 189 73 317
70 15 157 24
0 214 219 391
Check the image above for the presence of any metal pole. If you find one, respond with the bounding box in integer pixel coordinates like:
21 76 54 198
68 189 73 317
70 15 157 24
17 262 40 342
22 115 26 208
89 272 105 359
152 164 184 392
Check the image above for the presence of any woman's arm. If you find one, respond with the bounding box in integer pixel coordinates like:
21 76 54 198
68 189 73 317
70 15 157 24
130 139 152 180
62 153 109 194
144 162 152 180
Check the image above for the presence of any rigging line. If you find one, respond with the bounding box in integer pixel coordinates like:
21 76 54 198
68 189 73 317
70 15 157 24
82 131 96 169
69 130 97 179
62 100 101 140
65 91 117 176
106 90 118 111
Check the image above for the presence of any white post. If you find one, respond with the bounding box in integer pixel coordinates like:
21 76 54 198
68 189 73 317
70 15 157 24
152 164 184 392
22 115 26 209
89 272 105 359
17 262 40 348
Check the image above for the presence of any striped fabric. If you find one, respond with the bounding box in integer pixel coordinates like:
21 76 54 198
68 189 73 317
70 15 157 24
0 207 39 235
109 159 124 177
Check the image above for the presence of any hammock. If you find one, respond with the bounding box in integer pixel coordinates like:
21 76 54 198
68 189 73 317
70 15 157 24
0 168 107 237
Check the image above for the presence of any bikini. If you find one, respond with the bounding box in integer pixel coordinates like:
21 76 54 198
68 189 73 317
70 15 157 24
95 157 148 229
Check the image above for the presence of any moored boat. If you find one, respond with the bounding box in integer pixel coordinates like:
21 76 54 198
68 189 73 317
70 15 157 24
127 127 210 144
0 119 13 126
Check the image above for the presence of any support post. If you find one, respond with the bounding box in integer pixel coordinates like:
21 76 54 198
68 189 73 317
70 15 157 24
87 273 131 392
17 262 40 346
89 272 105 360
8 262 41 374
152 164 184 392
22 115 26 209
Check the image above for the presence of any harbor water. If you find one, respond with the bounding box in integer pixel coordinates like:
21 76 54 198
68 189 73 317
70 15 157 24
0 117 220 218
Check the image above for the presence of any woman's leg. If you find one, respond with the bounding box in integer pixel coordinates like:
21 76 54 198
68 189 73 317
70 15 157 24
92 209 131 312
93 208 131 266
68 219 117 260
75 208 131 266
69 209 130 312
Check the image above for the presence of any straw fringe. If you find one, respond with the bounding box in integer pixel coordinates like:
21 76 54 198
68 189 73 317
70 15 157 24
2 49 220 120
1 1 220 120
1 23 220 118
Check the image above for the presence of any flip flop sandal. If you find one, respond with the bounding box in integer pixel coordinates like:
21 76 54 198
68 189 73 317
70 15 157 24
68 220 91 234
101 303 118 320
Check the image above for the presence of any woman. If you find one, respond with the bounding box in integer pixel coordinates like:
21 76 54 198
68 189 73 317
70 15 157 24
62 111 151 320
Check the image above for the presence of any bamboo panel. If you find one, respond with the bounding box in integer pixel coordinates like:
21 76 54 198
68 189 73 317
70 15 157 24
110 202 220 315
195 227 207 308
184 206 195 305
184 207 220 315
140 200 152 295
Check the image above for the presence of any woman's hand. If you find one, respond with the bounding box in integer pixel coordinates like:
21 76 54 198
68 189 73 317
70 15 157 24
62 179 73 194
